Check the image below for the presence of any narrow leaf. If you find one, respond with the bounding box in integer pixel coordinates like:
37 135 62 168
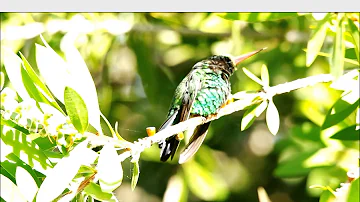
62 41 102 135
0 174 27 202
255 101 268 117
0 71 4 90
319 189 336 202
36 141 96 202
1 116 30 135
306 13 331 66
15 166 39 202
266 99 280 135
217 13 299 22
97 144 123 193
64 86 89 134
261 64 269 87
242 67 263 86
331 15 345 78
131 161 140 191
330 125 359 140
241 104 257 131
322 98 359 129
347 17 360 63
2 47 30 100
19 52 64 114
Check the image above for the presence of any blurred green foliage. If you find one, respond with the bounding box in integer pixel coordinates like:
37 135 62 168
1 12 359 202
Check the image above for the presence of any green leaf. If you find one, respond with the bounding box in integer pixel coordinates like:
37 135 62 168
266 99 280 135
347 17 360 63
303 49 359 66
97 144 123 193
64 86 89 134
183 161 228 201
319 189 336 202
217 13 299 22
0 115 30 135
15 166 38 202
322 97 359 129
131 161 140 191
242 67 263 86
0 71 4 90
306 13 331 66
241 104 258 131
331 14 345 78
20 66 51 107
0 174 27 202
261 64 269 87
61 40 103 135
347 178 359 202
19 52 64 114
36 141 97 202
330 125 359 140
84 182 117 202
2 47 31 100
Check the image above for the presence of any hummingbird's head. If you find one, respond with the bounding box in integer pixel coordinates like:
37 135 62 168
204 48 267 77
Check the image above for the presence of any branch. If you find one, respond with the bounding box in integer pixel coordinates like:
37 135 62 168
89 73 334 161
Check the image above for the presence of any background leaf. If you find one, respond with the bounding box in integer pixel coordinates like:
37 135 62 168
306 13 331 66
346 17 360 63
331 14 345 78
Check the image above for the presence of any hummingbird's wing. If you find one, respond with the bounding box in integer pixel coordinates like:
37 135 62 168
160 70 201 162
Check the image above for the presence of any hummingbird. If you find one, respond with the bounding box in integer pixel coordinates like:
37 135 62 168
158 48 265 164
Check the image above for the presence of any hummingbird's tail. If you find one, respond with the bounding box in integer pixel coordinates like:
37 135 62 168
159 135 180 162
178 122 211 164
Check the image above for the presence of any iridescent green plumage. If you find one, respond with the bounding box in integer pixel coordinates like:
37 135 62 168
158 49 265 164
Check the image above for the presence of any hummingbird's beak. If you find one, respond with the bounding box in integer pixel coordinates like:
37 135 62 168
233 47 267 66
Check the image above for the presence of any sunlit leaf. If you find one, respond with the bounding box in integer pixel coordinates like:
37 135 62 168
347 17 360 63
131 161 140 191
2 47 31 100
306 13 331 66
0 71 4 90
330 125 359 140
331 14 345 78
347 178 359 202
217 13 299 22
261 64 269 88
322 97 359 129
83 182 117 202
266 99 280 135
303 49 359 66
97 144 123 193
242 67 263 86
36 141 97 202
64 86 89 134
0 174 27 202
15 166 38 202
1 116 30 135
